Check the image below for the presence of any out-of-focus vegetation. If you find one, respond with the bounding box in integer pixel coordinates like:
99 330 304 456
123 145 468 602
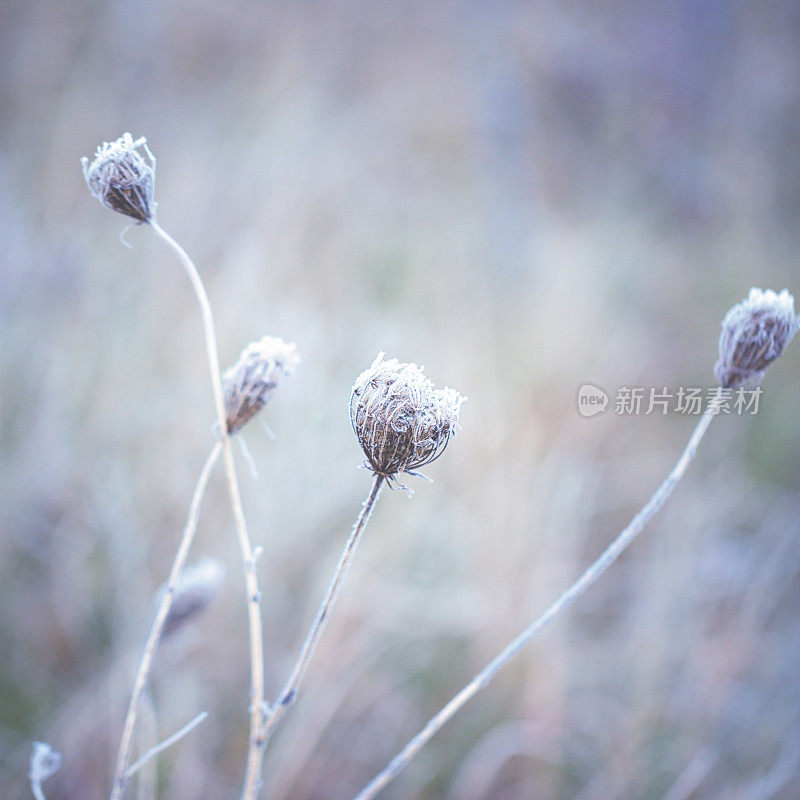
3 1 800 798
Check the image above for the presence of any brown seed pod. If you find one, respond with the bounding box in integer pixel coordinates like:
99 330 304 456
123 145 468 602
714 288 797 388
81 133 156 223
223 336 299 434
349 353 464 480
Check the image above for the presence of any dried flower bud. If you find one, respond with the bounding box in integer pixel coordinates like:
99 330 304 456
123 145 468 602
81 133 156 223
714 288 797 388
349 353 465 480
223 336 299 434
163 558 225 637
29 742 61 790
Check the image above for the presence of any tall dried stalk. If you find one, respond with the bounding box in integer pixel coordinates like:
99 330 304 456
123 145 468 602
259 475 385 750
82 135 296 800
110 442 221 800
255 355 462 767
147 222 267 800
351 397 720 800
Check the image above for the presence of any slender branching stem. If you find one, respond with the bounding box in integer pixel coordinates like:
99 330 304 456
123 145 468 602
123 711 209 783
110 442 221 800
259 475 385 751
148 221 267 800
352 401 720 800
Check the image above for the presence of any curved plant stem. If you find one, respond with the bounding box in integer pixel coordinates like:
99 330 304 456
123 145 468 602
123 711 209 783
259 475 385 753
110 442 221 800
352 401 720 800
147 222 266 800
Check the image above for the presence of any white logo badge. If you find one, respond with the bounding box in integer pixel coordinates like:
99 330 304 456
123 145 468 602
577 384 608 417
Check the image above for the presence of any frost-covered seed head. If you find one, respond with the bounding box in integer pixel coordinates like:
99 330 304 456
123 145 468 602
223 336 299 434
349 353 465 480
163 558 225 637
714 288 797 388
81 133 156 222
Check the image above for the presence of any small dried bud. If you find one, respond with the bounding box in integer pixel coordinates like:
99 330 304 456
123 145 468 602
81 133 156 223
349 353 465 480
29 741 61 800
223 336 300 434
163 558 225 637
714 288 797 388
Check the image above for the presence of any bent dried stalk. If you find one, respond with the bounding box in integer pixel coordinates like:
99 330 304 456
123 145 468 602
352 398 720 800
110 443 220 800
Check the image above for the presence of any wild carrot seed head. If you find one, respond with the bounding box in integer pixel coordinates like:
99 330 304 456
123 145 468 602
223 336 299 434
714 288 797 388
349 353 464 481
81 133 156 223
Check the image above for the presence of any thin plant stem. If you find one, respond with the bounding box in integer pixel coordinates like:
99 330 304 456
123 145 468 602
135 690 157 800
147 221 267 800
110 442 221 800
259 475 385 750
352 400 720 800
661 748 717 800
31 781 47 800
123 711 209 782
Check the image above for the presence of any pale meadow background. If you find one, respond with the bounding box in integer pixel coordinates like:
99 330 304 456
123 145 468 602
3 1 800 799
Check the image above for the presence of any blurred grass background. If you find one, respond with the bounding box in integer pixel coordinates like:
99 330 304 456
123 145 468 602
3 1 800 798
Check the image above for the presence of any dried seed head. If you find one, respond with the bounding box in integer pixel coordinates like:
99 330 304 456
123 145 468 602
81 133 156 223
349 353 465 480
223 336 300 434
714 288 797 388
163 558 225 638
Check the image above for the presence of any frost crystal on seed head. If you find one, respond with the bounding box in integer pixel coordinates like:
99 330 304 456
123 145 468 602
714 288 797 388
81 132 156 223
223 336 300 434
349 353 465 481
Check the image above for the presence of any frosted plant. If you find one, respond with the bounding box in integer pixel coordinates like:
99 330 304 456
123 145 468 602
351 289 797 800
223 337 300 434
256 354 464 758
82 133 297 800
82 133 156 223
714 288 797 388
350 353 464 483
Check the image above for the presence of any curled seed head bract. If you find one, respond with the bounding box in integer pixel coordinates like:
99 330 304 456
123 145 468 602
163 558 225 638
223 336 300 434
714 288 797 388
29 741 61 789
349 352 465 482
81 133 156 223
